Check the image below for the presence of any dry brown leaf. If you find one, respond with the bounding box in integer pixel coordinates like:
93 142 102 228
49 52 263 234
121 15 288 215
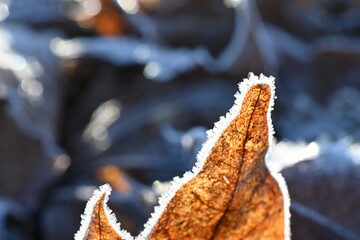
92 0 128 35
76 0 127 35
75 73 290 240
74 185 131 240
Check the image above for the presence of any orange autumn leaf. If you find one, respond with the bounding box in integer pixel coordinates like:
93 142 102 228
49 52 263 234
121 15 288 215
76 0 127 35
74 185 131 240
92 0 128 35
75 73 290 240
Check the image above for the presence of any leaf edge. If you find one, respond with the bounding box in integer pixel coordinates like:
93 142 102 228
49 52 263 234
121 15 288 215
136 72 291 240
74 184 134 240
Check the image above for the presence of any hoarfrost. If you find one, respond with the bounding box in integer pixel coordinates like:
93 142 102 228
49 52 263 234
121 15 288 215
50 36 208 82
269 141 320 171
74 184 133 240
76 74 291 240
271 138 360 173
136 73 291 239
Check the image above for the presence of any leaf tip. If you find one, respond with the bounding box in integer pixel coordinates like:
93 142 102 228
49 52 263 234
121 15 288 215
74 184 133 240
137 73 286 239
244 73 291 239
74 184 111 240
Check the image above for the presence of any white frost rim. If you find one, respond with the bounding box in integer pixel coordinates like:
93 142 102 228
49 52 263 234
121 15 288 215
75 73 291 240
74 184 133 240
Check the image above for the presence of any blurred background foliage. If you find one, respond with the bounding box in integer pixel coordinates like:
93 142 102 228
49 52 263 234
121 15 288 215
0 0 359 239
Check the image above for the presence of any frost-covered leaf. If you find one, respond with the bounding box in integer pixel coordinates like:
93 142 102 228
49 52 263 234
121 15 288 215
142 74 290 240
75 74 290 240
74 184 131 240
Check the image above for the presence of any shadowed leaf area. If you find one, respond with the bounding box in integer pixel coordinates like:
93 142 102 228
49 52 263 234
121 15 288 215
150 84 284 240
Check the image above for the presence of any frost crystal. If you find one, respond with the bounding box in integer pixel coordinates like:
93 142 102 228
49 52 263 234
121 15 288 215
75 73 291 240
137 73 291 240
74 184 133 240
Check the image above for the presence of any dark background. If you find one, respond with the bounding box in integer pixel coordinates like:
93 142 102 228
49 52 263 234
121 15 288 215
0 0 359 239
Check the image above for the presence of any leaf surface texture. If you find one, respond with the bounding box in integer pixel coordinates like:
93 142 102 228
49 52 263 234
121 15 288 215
75 74 289 240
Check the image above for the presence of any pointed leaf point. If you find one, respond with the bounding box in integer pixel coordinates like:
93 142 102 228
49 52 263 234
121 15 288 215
137 73 290 239
74 184 133 240
76 73 290 240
